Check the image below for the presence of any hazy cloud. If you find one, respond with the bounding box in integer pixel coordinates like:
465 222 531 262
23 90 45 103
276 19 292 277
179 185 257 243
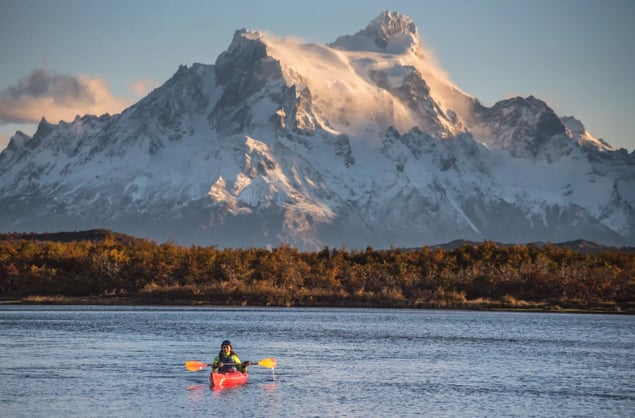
0 132 10 150
130 79 156 96
0 69 134 125
3 69 94 105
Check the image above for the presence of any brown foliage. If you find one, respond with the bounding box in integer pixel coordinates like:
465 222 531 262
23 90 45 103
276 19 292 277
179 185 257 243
0 233 633 311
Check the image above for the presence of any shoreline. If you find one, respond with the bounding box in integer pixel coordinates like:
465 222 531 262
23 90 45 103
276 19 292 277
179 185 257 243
1 296 630 314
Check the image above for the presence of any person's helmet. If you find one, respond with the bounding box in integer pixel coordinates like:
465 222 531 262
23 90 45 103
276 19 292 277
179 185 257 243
221 340 232 347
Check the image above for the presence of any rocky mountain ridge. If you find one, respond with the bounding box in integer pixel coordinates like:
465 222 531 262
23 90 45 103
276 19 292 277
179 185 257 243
1 11 633 249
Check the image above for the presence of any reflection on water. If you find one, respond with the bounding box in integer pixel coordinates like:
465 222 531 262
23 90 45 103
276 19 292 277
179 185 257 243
261 382 278 393
185 384 207 403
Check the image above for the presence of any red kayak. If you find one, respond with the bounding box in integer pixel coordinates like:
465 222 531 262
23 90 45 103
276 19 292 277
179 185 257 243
210 371 248 388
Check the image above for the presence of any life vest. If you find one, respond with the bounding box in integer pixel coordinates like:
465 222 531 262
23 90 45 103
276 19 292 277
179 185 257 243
218 353 239 372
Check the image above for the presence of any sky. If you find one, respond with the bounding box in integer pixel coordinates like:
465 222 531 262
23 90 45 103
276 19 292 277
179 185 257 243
1 0 633 152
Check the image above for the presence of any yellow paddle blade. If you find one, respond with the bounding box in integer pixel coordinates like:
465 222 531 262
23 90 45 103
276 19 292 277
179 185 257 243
257 358 277 369
185 360 208 372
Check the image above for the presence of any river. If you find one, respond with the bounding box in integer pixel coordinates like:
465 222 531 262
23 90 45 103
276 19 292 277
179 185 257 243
0 306 633 417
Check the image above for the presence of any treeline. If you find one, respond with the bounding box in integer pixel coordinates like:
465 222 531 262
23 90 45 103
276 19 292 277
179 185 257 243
1 231 633 312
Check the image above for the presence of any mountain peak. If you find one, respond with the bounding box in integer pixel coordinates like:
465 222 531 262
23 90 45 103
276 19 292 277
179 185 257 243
330 10 420 54
1 11 633 250
217 29 268 66
368 10 418 40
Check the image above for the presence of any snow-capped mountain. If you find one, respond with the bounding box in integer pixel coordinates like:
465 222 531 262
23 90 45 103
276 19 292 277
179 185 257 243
1 11 634 249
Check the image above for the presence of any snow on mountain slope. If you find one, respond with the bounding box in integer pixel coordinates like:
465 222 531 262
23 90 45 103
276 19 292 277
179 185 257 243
329 10 475 132
0 11 633 249
561 115 614 151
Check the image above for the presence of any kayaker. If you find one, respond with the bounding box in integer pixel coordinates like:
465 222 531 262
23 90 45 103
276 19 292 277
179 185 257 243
212 340 251 373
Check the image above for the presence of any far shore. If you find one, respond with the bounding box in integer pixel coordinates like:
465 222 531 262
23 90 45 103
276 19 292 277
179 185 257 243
3 231 632 314
1 296 630 314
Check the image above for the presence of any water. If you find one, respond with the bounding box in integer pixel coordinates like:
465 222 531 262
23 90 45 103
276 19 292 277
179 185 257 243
0 306 633 417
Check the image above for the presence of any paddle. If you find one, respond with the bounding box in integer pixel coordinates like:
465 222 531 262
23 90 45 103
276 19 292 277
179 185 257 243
185 358 277 372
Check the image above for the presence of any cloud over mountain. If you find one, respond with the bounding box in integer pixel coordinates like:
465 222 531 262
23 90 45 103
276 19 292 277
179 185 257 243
0 69 133 124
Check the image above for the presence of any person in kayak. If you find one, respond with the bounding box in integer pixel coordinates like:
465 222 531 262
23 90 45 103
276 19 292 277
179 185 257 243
212 340 251 373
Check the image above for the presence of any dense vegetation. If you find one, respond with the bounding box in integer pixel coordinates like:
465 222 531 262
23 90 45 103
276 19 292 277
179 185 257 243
1 230 633 312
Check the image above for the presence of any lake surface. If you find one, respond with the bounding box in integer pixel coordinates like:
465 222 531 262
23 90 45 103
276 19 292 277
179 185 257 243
0 306 633 417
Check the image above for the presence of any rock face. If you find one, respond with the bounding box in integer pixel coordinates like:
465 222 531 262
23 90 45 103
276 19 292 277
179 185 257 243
1 11 634 249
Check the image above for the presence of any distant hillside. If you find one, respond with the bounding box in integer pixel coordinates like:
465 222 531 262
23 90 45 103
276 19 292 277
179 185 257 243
0 229 148 246
1 229 633 254
431 239 635 254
